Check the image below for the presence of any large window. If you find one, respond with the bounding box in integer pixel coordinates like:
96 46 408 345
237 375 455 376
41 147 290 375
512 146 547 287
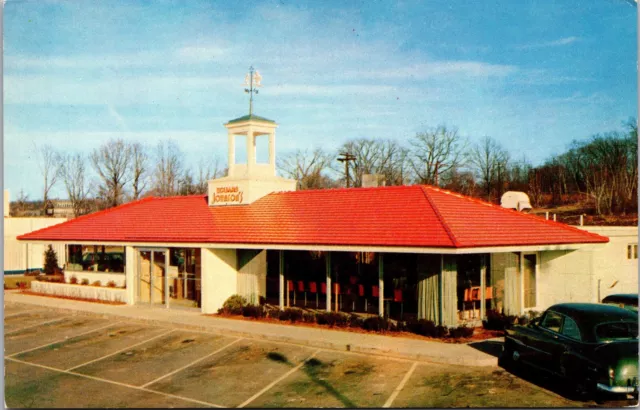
67 245 125 273
523 254 537 308
627 244 638 260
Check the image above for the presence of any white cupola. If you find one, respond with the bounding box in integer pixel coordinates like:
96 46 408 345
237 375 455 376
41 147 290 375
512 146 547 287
207 68 296 206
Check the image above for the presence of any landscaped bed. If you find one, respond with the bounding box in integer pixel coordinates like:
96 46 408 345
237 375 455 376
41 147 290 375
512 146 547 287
19 290 127 305
211 295 506 344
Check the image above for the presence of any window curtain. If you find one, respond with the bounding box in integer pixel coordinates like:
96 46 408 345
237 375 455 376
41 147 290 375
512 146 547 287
441 255 458 327
237 249 264 305
503 252 521 316
417 254 440 323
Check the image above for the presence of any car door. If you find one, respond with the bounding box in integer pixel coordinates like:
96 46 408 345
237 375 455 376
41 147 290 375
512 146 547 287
530 310 565 371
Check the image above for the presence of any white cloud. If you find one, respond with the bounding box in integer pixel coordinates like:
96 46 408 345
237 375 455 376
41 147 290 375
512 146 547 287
516 36 580 50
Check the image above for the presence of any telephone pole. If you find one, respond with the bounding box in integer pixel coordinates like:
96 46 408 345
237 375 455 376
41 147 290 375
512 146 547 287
337 152 356 188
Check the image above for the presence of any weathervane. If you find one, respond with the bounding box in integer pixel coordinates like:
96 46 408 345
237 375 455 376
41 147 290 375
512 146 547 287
243 66 262 115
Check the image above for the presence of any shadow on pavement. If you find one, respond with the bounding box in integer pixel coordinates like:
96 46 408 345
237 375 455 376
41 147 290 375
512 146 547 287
266 351 356 408
468 339 503 358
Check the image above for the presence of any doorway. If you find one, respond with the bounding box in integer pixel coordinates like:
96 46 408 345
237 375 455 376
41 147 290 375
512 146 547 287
137 248 168 305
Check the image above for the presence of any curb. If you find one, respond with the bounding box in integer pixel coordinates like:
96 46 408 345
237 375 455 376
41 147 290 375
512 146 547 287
5 293 498 367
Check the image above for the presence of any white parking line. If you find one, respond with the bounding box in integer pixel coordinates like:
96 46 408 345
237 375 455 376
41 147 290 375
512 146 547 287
382 361 418 408
237 349 321 408
5 317 69 335
67 329 176 371
4 308 47 318
6 357 224 408
7 321 123 357
141 337 243 388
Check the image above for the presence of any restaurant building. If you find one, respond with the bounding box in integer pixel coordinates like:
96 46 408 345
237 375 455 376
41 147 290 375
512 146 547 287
19 113 619 326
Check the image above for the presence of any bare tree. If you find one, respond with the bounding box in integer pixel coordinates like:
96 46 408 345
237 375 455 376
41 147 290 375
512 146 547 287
59 153 91 218
152 140 184 196
130 142 149 200
409 126 467 186
34 143 61 213
468 136 509 200
90 139 131 208
338 138 408 187
278 148 336 190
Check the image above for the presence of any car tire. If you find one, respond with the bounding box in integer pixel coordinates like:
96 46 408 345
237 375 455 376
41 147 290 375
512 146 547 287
499 338 518 370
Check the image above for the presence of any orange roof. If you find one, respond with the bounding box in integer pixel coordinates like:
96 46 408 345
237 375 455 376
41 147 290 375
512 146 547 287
18 185 608 248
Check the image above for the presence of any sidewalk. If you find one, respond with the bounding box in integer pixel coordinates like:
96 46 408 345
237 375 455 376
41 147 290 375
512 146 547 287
3 291 498 367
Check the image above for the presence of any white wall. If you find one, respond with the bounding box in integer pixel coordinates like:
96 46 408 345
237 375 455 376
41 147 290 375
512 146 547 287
538 249 595 308
536 226 638 309
4 217 68 272
125 246 136 305
577 226 638 300
201 248 238 314
31 281 126 303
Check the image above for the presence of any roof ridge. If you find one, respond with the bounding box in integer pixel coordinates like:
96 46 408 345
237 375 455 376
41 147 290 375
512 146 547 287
419 185 461 247
423 186 609 242
268 184 415 196
17 196 157 240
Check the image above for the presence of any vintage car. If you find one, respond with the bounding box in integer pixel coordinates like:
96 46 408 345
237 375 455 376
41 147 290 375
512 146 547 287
602 294 638 312
501 303 638 400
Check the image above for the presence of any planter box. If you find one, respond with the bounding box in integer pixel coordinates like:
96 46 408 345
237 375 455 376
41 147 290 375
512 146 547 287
63 271 126 287
31 281 127 303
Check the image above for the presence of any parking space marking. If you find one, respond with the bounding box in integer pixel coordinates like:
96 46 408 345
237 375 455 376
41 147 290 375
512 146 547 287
382 361 418 408
141 337 244 388
6 357 224 408
66 329 176 371
6 321 124 358
4 308 47 318
237 349 321 409
168 326 428 365
5 317 69 335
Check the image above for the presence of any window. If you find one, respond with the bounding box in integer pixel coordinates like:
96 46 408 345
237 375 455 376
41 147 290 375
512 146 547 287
627 244 638 260
561 316 581 340
523 254 536 308
66 244 126 273
595 322 638 342
540 311 562 333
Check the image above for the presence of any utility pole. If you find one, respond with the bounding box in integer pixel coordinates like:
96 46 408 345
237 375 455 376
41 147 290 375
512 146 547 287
337 152 356 188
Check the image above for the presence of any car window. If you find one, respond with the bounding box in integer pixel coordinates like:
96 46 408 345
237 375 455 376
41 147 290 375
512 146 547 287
561 316 581 340
540 311 562 333
595 321 638 342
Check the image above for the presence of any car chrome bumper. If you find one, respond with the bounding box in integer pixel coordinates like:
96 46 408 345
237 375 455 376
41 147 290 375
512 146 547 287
596 383 638 394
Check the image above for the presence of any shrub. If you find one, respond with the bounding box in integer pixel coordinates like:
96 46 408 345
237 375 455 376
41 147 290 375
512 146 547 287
80 278 90 286
106 281 117 288
69 276 78 284
405 319 437 337
434 325 449 338
43 245 60 275
315 312 350 328
219 294 247 315
91 280 102 287
16 281 28 289
242 305 265 318
448 325 474 339
348 314 364 328
362 316 395 332
302 312 317 323
482 309 516 330
278 308 304 322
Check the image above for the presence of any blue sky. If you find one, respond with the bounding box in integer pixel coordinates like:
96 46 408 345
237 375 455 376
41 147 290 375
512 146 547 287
4 0 638 199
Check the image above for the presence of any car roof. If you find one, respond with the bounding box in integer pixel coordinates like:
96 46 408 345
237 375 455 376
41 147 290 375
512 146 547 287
548 302 637 325
602 294 638 305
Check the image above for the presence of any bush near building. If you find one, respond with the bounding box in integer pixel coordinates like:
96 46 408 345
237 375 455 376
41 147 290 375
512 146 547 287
217 294 479 340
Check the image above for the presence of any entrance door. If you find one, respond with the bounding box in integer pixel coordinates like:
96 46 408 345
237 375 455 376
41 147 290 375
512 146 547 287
137 249 168 305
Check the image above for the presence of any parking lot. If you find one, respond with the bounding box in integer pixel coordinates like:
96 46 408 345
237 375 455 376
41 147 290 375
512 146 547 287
4 301 615 408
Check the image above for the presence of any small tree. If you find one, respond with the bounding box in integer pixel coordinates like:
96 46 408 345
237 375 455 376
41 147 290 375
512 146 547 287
43 245 59 275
